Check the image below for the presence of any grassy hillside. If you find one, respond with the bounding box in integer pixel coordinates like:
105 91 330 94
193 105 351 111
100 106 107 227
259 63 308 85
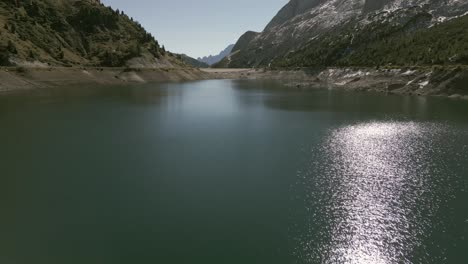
275 14 468 68
0 0 181 67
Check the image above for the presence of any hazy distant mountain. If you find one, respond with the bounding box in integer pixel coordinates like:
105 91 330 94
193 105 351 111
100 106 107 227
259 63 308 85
222 0 468 68
197 44 234 65
176 54 209 68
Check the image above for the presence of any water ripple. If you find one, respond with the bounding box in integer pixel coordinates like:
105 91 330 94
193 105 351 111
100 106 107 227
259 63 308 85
294 121 466 264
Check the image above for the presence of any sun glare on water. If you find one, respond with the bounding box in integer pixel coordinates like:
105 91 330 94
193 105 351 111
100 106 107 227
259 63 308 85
294 121 453 264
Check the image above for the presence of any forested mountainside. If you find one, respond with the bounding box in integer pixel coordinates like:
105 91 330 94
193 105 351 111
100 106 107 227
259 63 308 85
278 12 468 67
0 0 185 67
219 0 468 68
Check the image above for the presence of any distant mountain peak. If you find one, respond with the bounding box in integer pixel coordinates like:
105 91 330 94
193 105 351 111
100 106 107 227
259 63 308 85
197 44 234 66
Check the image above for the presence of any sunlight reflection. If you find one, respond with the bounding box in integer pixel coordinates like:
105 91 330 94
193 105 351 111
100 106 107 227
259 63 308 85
328 122 425 264
295 121 446 263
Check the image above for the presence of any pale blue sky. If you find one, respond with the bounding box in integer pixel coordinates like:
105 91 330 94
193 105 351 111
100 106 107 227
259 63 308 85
101 0 288 58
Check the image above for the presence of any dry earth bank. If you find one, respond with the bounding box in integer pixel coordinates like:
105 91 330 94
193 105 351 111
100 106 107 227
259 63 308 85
0 67 213 92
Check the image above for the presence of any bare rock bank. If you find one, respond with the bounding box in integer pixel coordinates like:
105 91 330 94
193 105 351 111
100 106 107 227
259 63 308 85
0 67 213 93
203 67 468 99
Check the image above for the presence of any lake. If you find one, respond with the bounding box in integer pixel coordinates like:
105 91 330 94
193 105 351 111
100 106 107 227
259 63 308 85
0 79 467 264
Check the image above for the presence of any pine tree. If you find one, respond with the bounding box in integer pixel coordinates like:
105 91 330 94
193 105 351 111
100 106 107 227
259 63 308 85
28 49 35 59
57 48 64 59
7 40 17 54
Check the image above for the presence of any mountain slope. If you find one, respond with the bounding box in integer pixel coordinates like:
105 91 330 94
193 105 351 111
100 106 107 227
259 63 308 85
197 44 234 66
279 11 468 67
224 0 468 68
177 54 209 68
0 0 183 68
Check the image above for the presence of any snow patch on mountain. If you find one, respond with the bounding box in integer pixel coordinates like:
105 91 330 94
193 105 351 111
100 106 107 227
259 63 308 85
226 0 468 67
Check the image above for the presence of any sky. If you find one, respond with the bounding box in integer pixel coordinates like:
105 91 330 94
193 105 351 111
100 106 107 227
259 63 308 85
100 0 288 58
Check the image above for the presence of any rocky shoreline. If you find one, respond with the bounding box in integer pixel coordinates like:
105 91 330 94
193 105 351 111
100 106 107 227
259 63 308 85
208 66 468 99
204 67 468 99
1 66 467 99
0 67 213 93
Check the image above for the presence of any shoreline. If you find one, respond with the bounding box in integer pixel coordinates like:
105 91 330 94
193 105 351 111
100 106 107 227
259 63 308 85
0 67 214 93
202 67 468 99
1 66 467 99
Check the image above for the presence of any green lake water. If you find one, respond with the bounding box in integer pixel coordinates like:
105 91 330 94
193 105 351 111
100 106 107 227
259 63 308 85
0 80 467 263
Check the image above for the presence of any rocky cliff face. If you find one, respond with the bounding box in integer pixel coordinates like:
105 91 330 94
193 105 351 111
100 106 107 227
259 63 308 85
224 0 468 68
264 0 327 30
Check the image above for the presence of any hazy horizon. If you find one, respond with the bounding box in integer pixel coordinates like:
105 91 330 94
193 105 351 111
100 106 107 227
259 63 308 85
100 0 288 58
